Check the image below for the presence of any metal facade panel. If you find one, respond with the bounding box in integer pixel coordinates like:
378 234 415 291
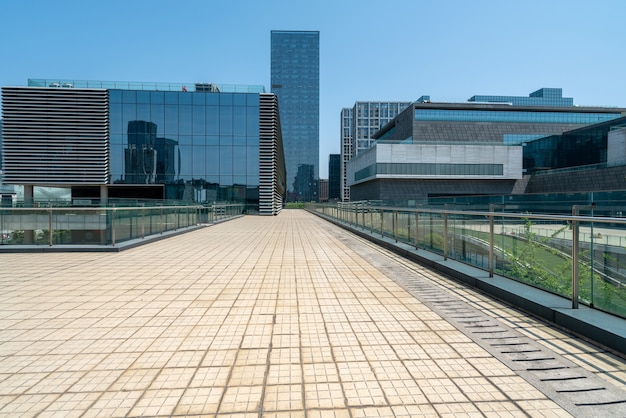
2 87 109 184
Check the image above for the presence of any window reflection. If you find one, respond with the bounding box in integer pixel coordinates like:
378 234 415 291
109 89 261 208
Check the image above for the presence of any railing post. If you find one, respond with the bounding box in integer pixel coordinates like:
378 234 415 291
111 206 116 246
142 207 145 239
394 210 398 242
443 212 448 261
381 210 384 238
160 205 164 235
572 205 579 309
415 211 419 250
370 209 373 234
489 204 495 278
48 208 53 246
362 205 365 229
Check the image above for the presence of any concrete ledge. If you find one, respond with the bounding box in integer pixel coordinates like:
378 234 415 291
310 210 626 357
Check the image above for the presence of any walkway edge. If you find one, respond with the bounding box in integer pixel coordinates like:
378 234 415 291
308 209 626 358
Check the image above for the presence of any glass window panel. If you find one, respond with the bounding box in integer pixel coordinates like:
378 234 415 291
109 143 124 183
164 92 178 105
247 135 259 146
109 90 122 104
206 135 219 146
233 146 246 176
220 146 233 176
247 93 259 107
150 91 164 104
192 136 206 147
247 107 259 134
150 104 164 130
220 106 233 135
247 146 259 176
233 93 247 106
178 135 192 147
177 146 192 178
137 91 150 104
179 105 192 134
233 174 246 185
137 104 150 121
221 136 233 146
247 175 259 187
179 92 192 105
192 145 205 176
206 93 219 105
206 146 220 175
122 90 136 103
192 92 206 105
220 174 233 186
109 104 123 134
193 106 205 135
220 93 233 106
164 105 179 135
206 106 219 135
233 106 246 136
122 103 137 133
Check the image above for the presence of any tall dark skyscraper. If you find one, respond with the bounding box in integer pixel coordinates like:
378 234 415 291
271 30 319 201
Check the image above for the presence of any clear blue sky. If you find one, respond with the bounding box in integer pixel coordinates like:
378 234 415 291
2 0 625 178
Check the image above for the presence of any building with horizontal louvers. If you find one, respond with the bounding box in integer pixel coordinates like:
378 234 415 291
1 80 286 215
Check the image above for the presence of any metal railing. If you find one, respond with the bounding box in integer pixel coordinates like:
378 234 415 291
307 202 626 319
0 203 244 247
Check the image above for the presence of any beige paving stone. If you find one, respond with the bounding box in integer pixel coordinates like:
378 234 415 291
81 390 143 418
267 363 302 385
37 392 101 418
342 380 387 406
219 385 263 413
128 388 184 416
304 382 346 409
0 393 60 417
174 386 224 415
263 384 303 411
1 210 621 417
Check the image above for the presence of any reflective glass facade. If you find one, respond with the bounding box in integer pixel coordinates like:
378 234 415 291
271 30 319 200
414 109 621 124
524 116 626 172
109 89 262 207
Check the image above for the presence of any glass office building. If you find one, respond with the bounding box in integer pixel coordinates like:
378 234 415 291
2 80 286 215
271 30 319 201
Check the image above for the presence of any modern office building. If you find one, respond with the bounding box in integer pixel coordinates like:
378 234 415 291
328 153 341 201
1 79 286 215
340 101 411 201
347 89 626 203
271 30 320 201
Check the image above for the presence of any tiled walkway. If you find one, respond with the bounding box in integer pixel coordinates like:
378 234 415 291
0 210 625 417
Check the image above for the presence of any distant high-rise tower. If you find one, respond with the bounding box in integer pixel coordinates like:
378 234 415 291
271 30 319 201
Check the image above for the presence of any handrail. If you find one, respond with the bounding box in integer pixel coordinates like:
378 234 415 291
306 202 626 319
0 203 245 248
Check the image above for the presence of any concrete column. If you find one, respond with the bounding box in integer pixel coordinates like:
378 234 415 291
100 185 108 207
